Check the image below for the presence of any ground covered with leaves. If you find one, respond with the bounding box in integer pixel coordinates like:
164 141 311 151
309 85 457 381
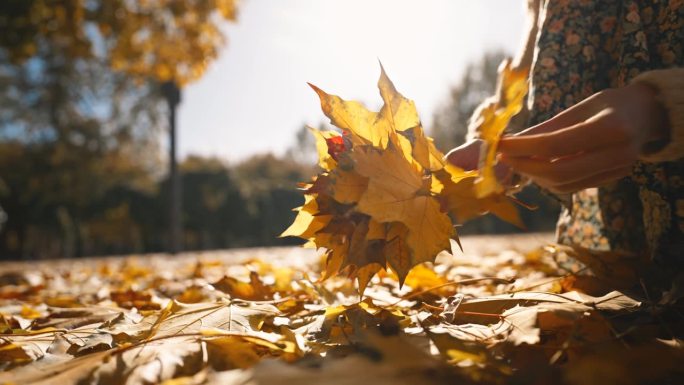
1 234 683 385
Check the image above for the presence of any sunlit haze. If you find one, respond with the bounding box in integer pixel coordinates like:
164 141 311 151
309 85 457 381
178 0 526 162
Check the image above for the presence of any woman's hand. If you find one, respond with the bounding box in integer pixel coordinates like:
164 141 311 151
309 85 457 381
445 140 481 171
445 139 514 185
497 83 669 194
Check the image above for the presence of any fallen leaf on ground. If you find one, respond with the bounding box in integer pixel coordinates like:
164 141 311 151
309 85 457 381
1 237 679 384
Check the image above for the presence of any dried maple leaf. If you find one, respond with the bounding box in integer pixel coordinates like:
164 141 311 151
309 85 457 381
434 164 523 228
472 59 529 198
212 271 274 301
309 127 340 171
281 195 333 240
0 237 679 384
353 146 453 269
283 64 525 292
110 289 161 310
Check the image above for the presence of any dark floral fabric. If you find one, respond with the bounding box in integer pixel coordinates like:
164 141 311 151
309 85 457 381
527 1 684 270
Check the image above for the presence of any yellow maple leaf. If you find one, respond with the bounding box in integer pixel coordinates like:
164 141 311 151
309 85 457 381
344 216 386 270
353 145 453 281
376 64 420 133
366 218 387 240
404 126 447 172
473 60 529 198
383 222 412 285
310 169 368 205
435 165 524 228
310 84 390 149
280 196 332 240
353 263 384 295
376 65 445 171
309 127 339 171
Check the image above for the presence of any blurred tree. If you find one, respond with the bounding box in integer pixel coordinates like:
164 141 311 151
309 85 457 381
0 0 237 84
430 51 506 152
0 178 7 233
233 154 315 246
176 156 248 250
0 50 162 258
0 135 159 258
0 0 239 258
285 124 317 166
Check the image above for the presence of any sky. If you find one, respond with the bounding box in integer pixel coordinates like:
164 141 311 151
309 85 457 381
177 0 526 162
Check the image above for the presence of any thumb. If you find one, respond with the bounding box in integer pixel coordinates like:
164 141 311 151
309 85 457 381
445 140 481 171
514 90 603 137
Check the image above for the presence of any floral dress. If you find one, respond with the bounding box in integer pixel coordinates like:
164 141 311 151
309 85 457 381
527 0 684 286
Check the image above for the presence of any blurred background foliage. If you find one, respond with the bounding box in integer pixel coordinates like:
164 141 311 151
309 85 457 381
0 0 557 259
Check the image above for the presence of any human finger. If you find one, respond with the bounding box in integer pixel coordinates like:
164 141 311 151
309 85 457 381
512 90 611 137
499 144 636 186
445 140 481 171
499 109 627 159
546 166 633 194
494 161 513 185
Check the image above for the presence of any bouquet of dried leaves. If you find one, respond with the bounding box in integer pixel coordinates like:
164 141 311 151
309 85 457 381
282 63 527 292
